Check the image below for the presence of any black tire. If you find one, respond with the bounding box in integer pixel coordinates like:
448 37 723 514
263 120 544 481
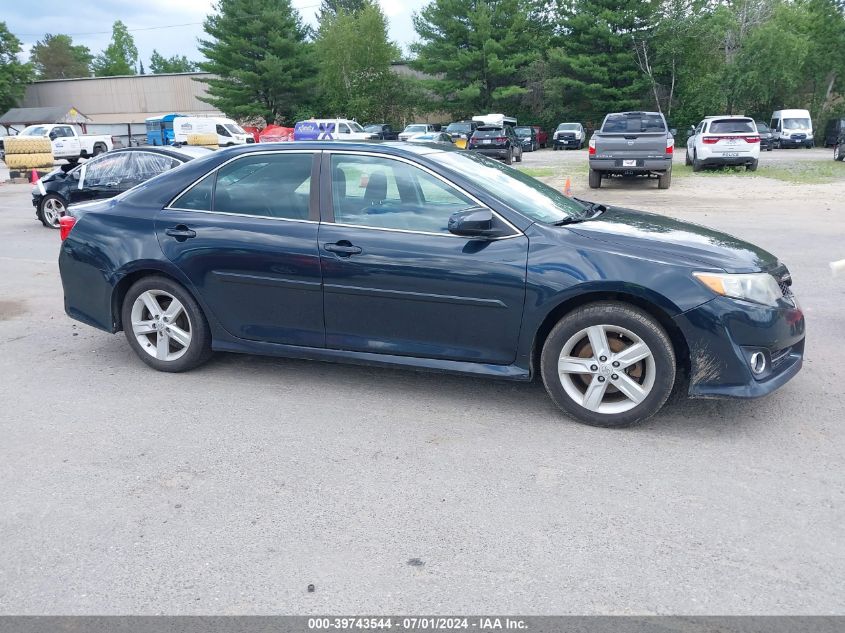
835 144 844 161
515 147 522 162
692 151 703 172
93 143 106 156
685 149 692 166
540 302 676 428
506 149 513 164
121 275 213 373
657 169 672 189
767 145 772 151
747 159 758 172
37 193 66 228
588 168 601 189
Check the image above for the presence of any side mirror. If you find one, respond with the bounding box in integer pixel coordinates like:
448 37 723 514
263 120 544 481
688 126 696 135
669 128 677 137
49 131 58 140
448 207 498 238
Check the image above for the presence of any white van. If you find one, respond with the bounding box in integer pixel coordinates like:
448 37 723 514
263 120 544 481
213 117 252 146
172 117 217 144
770 109 814 148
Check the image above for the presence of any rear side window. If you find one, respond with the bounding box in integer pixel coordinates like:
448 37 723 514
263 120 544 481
130 153 180 179
171 153 314 219
708 119 755 134
602 114 666 133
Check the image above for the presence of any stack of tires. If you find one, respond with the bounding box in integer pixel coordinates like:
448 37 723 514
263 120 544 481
186 133 218 150
2 137 54 172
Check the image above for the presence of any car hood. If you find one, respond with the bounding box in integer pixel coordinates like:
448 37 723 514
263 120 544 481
568 206 779 273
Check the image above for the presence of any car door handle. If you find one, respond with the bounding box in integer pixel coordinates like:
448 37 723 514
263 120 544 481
324 242 362 256
165 225 197 240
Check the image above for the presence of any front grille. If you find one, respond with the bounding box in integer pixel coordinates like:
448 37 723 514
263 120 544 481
771 346 792 368
771 264 793 298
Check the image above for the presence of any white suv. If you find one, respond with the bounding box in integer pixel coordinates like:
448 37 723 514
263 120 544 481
686 116 760 171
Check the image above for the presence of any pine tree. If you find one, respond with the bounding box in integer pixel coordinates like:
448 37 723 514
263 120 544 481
546 0 656 126
411 0 546 118
199 0 316 124
92 21 138 76
30 34 92 79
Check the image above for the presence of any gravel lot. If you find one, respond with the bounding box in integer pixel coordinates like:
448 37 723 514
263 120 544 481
1 149 844 614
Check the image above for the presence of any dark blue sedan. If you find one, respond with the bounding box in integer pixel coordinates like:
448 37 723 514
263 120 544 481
58 142 805 427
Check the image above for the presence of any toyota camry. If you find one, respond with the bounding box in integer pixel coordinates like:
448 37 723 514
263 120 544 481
58 142 805 427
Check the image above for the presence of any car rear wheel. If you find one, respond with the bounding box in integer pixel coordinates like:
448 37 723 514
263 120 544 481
747 159 759 172
685 149 692 166
121 276 212 373
37 194 66 228
506 149 513 164
657 169 672 189
692 151 703 172
540 302 676 427
588 168 601 189
515 147 522 162
835 144 844 161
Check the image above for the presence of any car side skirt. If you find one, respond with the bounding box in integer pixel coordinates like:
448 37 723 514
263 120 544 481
212 337 532 381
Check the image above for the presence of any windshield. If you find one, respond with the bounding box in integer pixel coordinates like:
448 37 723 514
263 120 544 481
21 126 48 137
783 118 811 130
224 123 245 135
446 123 471 134
404 125 427 133
348 121 365 133
556 123 579 131
756 122 770 132
709 119 755 133
364 125 382 133
431 151 583 223
514 127 532 137
602 113 665 133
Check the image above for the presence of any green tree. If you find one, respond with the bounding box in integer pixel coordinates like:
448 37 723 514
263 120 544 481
149 50 198 73
411 0 547 118
315 1 401 121
319 0 367 17
546 0 656 127
92 20 138 76
0 22 33 114
30 33 92 79
199 0 317 124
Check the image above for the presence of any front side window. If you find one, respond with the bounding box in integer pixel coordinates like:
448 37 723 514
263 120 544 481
331 154 475 234
216 125 231 137
171 153 313 219
85 152 132 186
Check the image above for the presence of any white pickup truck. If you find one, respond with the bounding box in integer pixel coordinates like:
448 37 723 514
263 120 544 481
9 124 114 163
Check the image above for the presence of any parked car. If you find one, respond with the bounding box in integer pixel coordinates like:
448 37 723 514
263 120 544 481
588 111 674 189
514 126 539 152
532 126 549 148
756 121 774 151
32 146 211 228
406 132 454 146
363 124 399 140
468 125 523 164
10 124 113 163
399 124 436 141
686 116 760 172
294 119 377 141
445 121 478 148
553 123 585 150
823 117 845 147
57 142 805 427
770 109 814 148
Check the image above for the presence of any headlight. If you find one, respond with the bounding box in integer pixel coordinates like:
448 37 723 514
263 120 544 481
693 272 783 306
574 132 582 139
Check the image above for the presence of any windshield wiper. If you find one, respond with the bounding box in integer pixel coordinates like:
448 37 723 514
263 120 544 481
573 198 607 218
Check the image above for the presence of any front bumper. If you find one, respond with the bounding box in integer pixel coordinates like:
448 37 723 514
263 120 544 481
554 137 580 147
673 295 805 399
778 135 813 148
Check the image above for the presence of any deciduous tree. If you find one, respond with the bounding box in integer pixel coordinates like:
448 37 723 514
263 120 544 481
0 22 33 114
30 34 92 79
92 21 138 76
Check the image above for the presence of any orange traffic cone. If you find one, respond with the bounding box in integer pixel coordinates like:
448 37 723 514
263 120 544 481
563 176 572 196
30 169 39 184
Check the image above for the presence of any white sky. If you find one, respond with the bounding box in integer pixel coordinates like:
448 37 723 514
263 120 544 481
5 0 427 65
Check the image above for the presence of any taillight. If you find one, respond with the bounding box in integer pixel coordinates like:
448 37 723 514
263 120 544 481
588 137 596 156
702 136 720 144
59 215 76 241
666 137 674 154
495 137 506 143
744 136 760 143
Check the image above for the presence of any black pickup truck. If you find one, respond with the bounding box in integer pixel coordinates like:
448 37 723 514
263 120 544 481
588 111 675 189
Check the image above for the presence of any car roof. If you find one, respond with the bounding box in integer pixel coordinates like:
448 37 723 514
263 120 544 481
214 140 448 157
112 146 213 161
704 115 753 119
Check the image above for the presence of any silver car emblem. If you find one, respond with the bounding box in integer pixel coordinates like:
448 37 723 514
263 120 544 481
627 140 634 146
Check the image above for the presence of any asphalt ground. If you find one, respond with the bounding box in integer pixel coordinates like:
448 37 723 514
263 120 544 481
0 151 843 614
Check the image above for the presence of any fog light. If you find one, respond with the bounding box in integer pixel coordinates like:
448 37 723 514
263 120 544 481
749 352 767 375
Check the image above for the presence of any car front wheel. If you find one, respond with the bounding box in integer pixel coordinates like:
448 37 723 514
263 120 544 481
121 276 212 372
37 194 67 228
835 144 843 161
540 302 676 427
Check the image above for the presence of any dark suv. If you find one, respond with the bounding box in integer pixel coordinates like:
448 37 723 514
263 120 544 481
363 124 399 140
468 126 523 164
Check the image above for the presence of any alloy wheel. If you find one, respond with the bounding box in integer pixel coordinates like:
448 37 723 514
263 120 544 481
42 198 65 227
557 324 656 414
130 290 193 361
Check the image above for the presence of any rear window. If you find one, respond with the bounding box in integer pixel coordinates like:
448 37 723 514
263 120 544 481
602 114 666 133
473 128 505 138
709 119 755 134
